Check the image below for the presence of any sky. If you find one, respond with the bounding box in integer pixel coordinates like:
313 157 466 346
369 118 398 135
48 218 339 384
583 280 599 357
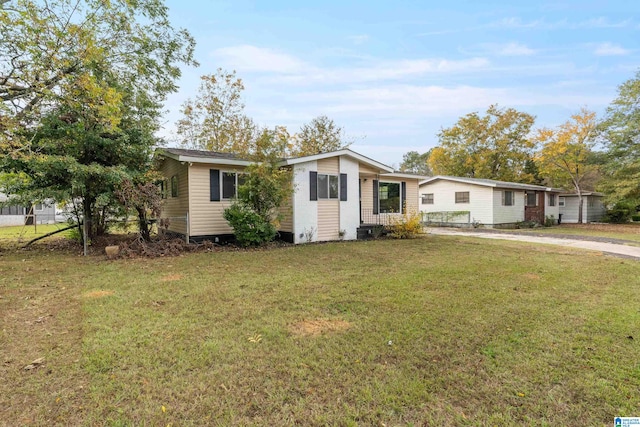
161 0 640 168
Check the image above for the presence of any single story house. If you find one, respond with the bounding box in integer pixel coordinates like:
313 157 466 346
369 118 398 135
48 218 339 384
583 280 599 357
419 176 562 227
559 192 606 223
0 193 59 226
156 148 424 244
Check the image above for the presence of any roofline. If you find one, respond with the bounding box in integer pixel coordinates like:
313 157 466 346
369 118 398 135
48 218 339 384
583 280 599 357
281 149 394 173
381 172 430 180
559 192 603 197
158 149 253 166
419 175 561 192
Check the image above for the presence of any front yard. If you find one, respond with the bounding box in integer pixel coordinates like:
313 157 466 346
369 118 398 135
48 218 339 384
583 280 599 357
1 236 638 425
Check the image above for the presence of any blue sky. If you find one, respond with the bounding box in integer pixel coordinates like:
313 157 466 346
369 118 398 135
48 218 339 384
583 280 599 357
162 0 639 167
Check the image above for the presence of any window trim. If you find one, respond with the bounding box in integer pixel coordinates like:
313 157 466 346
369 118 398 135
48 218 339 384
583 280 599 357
317 173 339 200
171 175 178 198
421 193 434 205
455 191 470 204
221 170 247 200
502 190 514 206
379 181 401 213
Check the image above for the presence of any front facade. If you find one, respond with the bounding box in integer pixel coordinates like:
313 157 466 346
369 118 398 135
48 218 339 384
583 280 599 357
0 193 58 226
559 192 606 223
156 148 423 244
419 176 561 227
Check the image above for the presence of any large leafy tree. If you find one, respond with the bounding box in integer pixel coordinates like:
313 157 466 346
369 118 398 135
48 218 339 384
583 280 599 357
290 115 350 157
0 0 196 239
399 150 432 175
176 70 257 154
599 70 640 204
428 105 537 182
534 108 600 223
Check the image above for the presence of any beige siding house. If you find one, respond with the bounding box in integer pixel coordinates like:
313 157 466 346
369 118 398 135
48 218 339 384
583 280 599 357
419 176 561 227
156 148 424 244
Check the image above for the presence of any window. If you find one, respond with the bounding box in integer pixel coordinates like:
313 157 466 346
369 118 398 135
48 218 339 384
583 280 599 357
35 203 43 211
455 191 470 204
379 182 401 213
502 191 514 206
588 197 594 207
525 191 537 207
548 194 556 206
421 193 434 204
222 172 246 199
317 174 339 199
171 175 178 197
559 197 565 207
159 180 167 199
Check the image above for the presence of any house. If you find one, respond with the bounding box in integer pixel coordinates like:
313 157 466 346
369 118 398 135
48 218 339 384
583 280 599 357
419 176 562 227
0 193 60 226
559 192 606 223
156 148 424 244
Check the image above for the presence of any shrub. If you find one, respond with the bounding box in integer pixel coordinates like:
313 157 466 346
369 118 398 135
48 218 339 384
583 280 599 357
388 208 423 239
544 215 556 227
632 214 640 222
604 201 635 223
223 203 277 246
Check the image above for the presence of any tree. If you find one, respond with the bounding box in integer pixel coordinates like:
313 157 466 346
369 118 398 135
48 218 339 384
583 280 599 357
176 70 257 153
291 115 350 157
427 105 537 182
224 128 293 246
599 70 640 205
0 0 196 240
115 178 162 242
534 109 600 223
399 150 432 175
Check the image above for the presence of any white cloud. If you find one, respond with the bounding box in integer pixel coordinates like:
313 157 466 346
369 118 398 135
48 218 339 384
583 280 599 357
212 45 308 73
593 42 629 56
491 16 631 30
496 42 535 56
347 34 369 45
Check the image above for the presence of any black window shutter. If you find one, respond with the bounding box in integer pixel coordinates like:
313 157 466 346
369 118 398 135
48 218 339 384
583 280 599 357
401 181 407 213
373 180 379 214
310 171 318 201
339 173 347 201
210 169 220 201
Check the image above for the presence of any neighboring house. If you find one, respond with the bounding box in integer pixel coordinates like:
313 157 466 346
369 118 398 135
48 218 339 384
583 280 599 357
419 176 561 227
156 148 424 244
559 192 606 223
0 192 66 226
0 193 60 226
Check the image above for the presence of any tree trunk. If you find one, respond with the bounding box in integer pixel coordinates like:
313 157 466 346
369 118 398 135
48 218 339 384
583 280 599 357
137 207 150 241
82 197 95 242
577 194 584 224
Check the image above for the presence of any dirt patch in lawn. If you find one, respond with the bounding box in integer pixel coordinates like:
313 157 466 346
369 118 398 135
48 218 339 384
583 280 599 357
160 274 183 282
83 290 114 298
290 318 351 337
524 273 541 280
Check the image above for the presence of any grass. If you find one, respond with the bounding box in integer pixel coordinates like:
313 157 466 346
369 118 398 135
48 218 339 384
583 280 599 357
0 223 74 242
507 223 640 244
1 236 639 425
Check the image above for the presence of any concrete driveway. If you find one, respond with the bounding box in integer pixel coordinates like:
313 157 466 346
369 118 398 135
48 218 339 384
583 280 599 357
427 227 640 260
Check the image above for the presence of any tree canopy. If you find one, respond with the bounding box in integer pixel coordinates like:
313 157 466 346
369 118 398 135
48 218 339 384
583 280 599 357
399 150 432 175
428 105 537 182
0 0 196 239
534 108 600 223
599 69 640 204
290 115 350 157
176 70 257 154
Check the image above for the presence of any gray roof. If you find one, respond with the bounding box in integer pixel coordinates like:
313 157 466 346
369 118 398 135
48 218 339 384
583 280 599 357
161 148 250 161
421 175 561 192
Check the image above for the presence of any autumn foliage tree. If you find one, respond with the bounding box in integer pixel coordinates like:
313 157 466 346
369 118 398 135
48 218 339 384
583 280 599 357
428 105 537 182
290 115 350 157
176 70 257 154
534 109 600 223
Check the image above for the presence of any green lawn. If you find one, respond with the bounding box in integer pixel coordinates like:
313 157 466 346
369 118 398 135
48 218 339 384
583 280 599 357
507 223 640 244
1 236 639 425
0 223 74 243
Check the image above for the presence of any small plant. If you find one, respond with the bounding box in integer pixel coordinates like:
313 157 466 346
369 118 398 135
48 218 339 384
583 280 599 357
223 204 277 246
388 206 423 239
371 225 385 239
632 214 640 222
544 215 555 227
302 227 316 243
471 219 482 228
338 229 346 240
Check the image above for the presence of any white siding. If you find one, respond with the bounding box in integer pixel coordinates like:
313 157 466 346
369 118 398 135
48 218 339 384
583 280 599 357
545 193 560 223
292 161 318 243
560 195 606 223
492 189 525 225
559 196 581 223
586 196 606 222
159 158 189 235
419 181 493 225
339 156 360 241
